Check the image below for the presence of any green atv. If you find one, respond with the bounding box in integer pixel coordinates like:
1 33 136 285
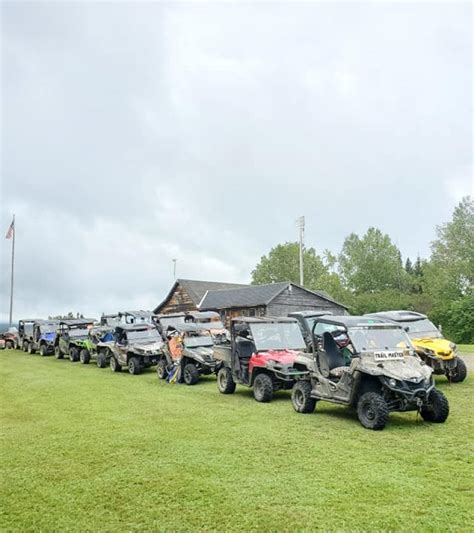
54 319 96 362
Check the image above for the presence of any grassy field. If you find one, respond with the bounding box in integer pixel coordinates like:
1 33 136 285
1 350 473 531
458 344 474 354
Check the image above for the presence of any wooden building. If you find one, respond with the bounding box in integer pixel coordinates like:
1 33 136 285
153 279 247 315
154 279 348 322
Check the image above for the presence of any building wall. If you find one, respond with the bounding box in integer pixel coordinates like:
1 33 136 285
267 285 346 317
219 306 266 326
157 284 198 314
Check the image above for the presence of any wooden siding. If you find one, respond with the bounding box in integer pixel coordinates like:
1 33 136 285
157 285 198 314
267 285 346 317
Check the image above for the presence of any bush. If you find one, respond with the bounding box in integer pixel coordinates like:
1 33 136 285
430 295 474 343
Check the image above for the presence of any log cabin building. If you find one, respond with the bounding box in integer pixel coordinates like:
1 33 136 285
154 279 348 323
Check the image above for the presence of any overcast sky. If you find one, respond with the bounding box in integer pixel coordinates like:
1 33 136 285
1 1 472 321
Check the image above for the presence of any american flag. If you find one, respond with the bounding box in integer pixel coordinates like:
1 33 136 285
5 218 14 239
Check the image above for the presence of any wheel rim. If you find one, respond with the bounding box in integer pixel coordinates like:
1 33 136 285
295 388 304 408
219 371 227 388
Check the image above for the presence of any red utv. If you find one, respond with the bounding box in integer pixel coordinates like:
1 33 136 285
215 317 309 402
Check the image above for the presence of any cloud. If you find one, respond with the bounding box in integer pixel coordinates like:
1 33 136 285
1 1 472 321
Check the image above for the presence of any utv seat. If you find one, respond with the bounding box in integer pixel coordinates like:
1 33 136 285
322 332 349 378
234 337 255 380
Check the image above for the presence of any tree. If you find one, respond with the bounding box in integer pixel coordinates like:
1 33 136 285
427 196 474 300
338 228 407 293
405 258 413 275
251 242 327 289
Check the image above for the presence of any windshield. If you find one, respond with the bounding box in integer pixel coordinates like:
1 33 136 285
402 319 441 339
69 328 89 338
249 322 305 351
126 329 162 343
184 333 214 348
40 324 57 334
348 326 411 352
160 316 186 331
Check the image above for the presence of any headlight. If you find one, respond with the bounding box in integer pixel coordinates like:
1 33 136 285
388 378 397 387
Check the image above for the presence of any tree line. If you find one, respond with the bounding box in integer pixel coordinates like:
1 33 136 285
251 196 474 343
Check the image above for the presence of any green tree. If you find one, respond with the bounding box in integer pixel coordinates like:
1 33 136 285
426 196 474 300
251 242 328 288
405 258 413 275
338 228 407 293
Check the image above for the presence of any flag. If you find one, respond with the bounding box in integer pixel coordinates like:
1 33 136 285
5 218 14 239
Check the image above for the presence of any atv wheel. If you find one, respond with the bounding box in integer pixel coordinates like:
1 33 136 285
183 363 199 385
69 347 79 362
217 367 236 394
357 392 389 430
253 373 274 403
54 346 63 359
449 358 467 383
27 343 36 355
39 344 48 357
292 380 316 413
156 357 168 379
80 349 90 364
6 340 13 350
420 388 449 423
96 353 107 368
110 356 122 372
22 341 29 352
128 357 142 375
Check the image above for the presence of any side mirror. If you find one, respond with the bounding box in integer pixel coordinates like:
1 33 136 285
404 326 410 332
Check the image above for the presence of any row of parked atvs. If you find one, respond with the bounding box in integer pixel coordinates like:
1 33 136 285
2 309 466 430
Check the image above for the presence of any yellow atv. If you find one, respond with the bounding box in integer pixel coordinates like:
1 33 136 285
365 311 467 383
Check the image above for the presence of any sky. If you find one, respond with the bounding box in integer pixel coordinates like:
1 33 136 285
1 1 472 321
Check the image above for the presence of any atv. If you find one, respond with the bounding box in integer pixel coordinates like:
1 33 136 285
288 310 332 350
215 317 309 402
291 316 449 430
27 320 59 356
107 324 163 375
366 311 467 383
156 323 222 385
54 319 96 362
17 319 40 351
1 328 18 350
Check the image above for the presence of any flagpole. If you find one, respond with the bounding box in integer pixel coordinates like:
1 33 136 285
9 214 15 327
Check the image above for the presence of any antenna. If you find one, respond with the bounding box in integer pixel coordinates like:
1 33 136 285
172 258 177 279
296 216 305 286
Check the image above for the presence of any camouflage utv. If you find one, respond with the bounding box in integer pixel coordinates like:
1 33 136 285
54 319 96 362
291 316 449 430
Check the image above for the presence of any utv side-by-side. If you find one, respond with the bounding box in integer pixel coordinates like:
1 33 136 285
17 319 40 351
291 316 449 430
215 317 309 402
107 324 163 375
54 319 96 362
26 320 59 355
366 311 467 383
157 323 221 385
185 311 229 345
155 313 187 338
86 326 115 367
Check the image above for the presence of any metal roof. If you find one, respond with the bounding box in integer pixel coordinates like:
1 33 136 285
231 316 299 324
115 323 157 332
59 319 96 326
315 316 400 328
199 282 349 311
288 310 332 318
365 311 427 322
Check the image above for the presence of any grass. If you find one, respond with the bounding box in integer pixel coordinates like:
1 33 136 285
1 350 473 532
457 344 474 355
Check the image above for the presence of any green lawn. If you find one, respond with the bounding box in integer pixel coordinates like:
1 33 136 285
458 344 474 355
1 351 473 531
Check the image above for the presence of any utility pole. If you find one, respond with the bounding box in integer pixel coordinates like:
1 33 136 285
297 216 305 286
172 258 177 279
